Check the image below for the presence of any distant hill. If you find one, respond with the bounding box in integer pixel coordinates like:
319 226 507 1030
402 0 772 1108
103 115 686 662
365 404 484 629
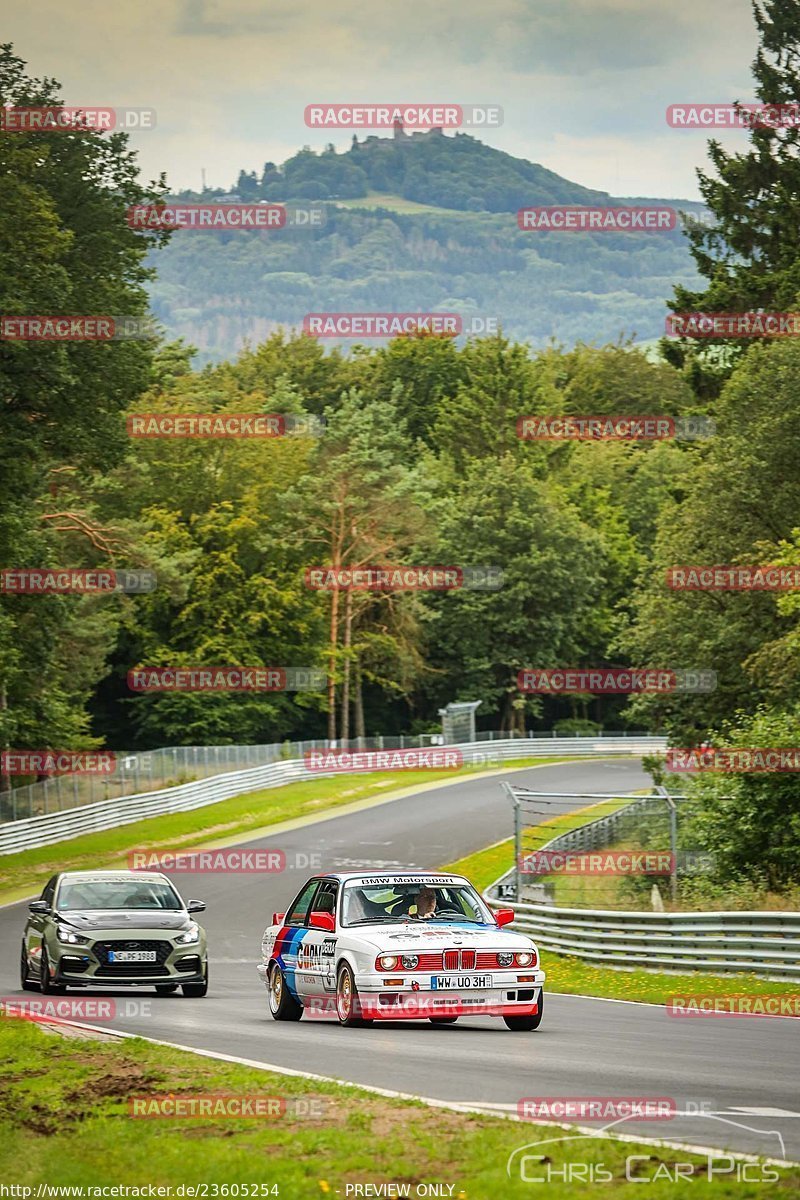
148 131 706 363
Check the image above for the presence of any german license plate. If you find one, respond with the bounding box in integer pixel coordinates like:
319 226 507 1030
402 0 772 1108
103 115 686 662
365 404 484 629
431 974 492 990
108 950 156 963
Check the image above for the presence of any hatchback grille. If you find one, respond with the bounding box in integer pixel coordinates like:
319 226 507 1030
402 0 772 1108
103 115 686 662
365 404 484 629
93 939 172 977
443 949 459 971
460 949 476 970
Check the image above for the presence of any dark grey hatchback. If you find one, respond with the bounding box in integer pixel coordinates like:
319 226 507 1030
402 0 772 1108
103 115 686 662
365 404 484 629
20 870 208 996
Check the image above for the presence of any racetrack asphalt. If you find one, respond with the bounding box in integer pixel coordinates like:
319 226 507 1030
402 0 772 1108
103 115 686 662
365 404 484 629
1 758 798 1163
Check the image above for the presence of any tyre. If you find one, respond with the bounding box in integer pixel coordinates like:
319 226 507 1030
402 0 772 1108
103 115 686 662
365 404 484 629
336 963 372 1027
39 947 66 995
429 1017 458 1024
268 963 302 1021
181 962 209 998
20 942 38 992
504 992 544 1031
155 983 179 995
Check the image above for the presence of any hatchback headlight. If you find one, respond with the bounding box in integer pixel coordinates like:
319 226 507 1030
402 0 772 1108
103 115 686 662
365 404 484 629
175 923 200 944
376 954 398 970
56 925 89 945
401 954 419 969
515 951 535 967
496 952 514 967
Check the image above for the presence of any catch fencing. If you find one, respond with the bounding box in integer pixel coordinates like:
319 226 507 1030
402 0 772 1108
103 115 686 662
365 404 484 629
485 786 800 981
0 734 665 854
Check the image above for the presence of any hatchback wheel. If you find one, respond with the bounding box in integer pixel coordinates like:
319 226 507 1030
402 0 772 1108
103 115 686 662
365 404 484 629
504 992 544 1031
181 962 209 997
39 947 66 995
20 942 38 992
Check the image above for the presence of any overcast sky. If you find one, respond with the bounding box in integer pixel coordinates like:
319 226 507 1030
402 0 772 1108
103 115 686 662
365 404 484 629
6 0 761 198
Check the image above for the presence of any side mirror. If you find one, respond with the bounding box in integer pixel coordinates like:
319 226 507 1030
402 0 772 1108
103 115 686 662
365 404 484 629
309 911 335 932
28 900 50 915
495 907 515 927
187 900 206 913
272 912 285 927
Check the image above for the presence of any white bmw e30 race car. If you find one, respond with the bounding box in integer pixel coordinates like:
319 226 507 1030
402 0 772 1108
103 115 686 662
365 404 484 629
257 870 545 1029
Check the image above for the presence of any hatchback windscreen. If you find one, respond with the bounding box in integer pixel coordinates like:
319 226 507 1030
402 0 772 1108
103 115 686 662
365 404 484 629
56 880 183 911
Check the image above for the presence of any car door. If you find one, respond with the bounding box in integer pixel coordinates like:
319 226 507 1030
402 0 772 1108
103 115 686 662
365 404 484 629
298 879 340 999
27 875 57 978
275 877 321 999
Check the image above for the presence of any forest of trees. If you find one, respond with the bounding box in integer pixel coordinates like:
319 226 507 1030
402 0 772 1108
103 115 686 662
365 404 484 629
2 0 800 895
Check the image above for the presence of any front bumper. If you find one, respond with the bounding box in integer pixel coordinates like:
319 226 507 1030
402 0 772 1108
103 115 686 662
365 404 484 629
53 937 206 987
353 968 546 1020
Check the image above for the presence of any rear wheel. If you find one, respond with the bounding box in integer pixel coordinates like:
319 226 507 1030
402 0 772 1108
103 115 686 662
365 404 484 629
155 984 179 995
268 963 302 1021
504 992 544 1031
336 963 372 1027
181 962 208 998
39 947 66 995
20 942 38 992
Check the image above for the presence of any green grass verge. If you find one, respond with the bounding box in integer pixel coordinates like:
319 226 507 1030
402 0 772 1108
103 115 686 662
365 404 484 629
442 806 800 1004
332 191 476 215
0 1019 793 1197
0 757 578 906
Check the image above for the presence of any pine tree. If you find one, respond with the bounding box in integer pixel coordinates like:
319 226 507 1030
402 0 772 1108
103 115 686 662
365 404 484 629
664 1 800 386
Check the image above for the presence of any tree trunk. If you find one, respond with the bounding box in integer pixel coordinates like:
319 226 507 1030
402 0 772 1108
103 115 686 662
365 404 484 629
327 586 339 741
354 661 366 742
340 589 353 741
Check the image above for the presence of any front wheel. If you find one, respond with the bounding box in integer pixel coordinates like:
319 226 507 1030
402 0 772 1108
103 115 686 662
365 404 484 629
181 962 209 997
20 942 38 992
39 947 66 995
504 992 544 1031
336 963 372 1027
268 963 302 1021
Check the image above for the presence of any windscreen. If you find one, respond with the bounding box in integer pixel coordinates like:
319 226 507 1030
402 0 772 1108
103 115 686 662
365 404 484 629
341 881 493 927
56 879 183 911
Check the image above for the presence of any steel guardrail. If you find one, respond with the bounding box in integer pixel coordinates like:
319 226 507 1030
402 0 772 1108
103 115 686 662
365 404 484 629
0 736 666 854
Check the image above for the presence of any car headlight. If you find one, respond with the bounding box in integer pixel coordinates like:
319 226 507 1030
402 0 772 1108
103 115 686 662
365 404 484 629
376 954 398 970
496 952 514 967
175 923 201 944
56 925 90 945
401 954 419 969
515 950 535 967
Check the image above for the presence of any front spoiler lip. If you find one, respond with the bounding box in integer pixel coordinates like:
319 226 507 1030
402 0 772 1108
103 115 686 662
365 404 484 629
56 973 205 987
